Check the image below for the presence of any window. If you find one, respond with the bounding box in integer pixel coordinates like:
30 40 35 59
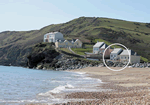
121 57 123 59
125 57 126 59
111 55 113 57
128 57 129 59
95 48 98 51
114 55 116 57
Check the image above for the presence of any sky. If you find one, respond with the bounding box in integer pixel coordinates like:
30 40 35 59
0 0 149 32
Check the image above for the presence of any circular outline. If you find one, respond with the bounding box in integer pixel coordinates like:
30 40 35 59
103 43 130 71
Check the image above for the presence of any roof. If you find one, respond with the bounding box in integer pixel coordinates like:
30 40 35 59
101 44 108 49
56 39 79 43
56 39 65 43
93 42 104 48
120 50 137 55
72 39 76 42
45 32 63 36
111 48 122 54
66 39 77 43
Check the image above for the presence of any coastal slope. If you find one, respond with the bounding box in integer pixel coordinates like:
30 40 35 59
0 17 150 66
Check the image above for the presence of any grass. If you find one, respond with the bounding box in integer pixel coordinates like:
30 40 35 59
71 48 93 55
72 57 102 63
60 48 72 54
141 56 149 62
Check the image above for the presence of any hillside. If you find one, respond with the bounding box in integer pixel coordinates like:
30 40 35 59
0 17 150 66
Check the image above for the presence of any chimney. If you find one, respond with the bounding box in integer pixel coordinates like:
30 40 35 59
97 41 99 43
134 52 137 55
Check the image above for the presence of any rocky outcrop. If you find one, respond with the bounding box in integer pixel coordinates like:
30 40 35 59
27 42 59 68
26 43 103 70
50 54 103 70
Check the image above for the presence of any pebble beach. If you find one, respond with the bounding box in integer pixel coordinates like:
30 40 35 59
57 67 150 105
26 67 150 105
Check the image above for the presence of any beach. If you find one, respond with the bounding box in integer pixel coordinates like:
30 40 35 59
57 67 150 105
25 67 150 105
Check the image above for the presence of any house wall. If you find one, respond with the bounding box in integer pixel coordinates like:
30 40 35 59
74 40 82 48
131 56 140 63
54 32 64 42
93 47 99 54
110 49 122 61
102 48 113 57
119 55 129 63
110 54 119 61
120 55 140 63
55 39 82 48
43 32 64 42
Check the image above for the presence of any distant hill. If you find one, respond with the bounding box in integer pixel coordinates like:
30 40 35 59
0 17 150 66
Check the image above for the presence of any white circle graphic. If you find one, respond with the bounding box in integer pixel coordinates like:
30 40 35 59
103 43 130 71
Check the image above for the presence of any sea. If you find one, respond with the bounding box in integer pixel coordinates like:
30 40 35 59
0 66 103 104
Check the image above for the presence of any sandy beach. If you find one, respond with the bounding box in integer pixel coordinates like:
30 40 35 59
56 67 150 105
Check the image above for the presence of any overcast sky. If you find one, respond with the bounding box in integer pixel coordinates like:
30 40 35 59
0 0 149 32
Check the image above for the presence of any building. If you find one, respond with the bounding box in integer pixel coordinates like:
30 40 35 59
43 32 64 42
93 42 105 54
93 42 113 58
110 48 123 61
119 50 140 63
55 39 82 48
43 32 82 48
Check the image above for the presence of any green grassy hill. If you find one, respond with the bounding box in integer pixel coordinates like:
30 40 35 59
0 16 150 66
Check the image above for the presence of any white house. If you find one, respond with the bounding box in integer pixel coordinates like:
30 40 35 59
43 32 82 48
110 48 123 61
93 42 113 58
119 50 140 63
43 32 64 42
93 42 105 54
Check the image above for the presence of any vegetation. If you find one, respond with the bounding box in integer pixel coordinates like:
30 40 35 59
27 42 59 68
71 48 93 55
60 48 72 54
0 16 150 66
140 56 149 63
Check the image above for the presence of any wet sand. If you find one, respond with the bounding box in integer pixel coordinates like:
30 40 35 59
58 67 150 105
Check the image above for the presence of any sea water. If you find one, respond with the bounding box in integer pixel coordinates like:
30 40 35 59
0 66 102 104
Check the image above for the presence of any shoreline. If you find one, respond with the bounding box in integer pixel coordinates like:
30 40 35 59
55 67 150 104
3 66 150 104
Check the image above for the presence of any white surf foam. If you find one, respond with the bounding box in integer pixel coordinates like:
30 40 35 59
38 84 74 96
50 84 74 93
83 77 93 80
0 99 47 103
75 72 86 74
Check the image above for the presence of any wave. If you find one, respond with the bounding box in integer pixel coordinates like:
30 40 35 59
75 72 86 74
38 83 74 97
50 84 74 93
0 99 47 103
